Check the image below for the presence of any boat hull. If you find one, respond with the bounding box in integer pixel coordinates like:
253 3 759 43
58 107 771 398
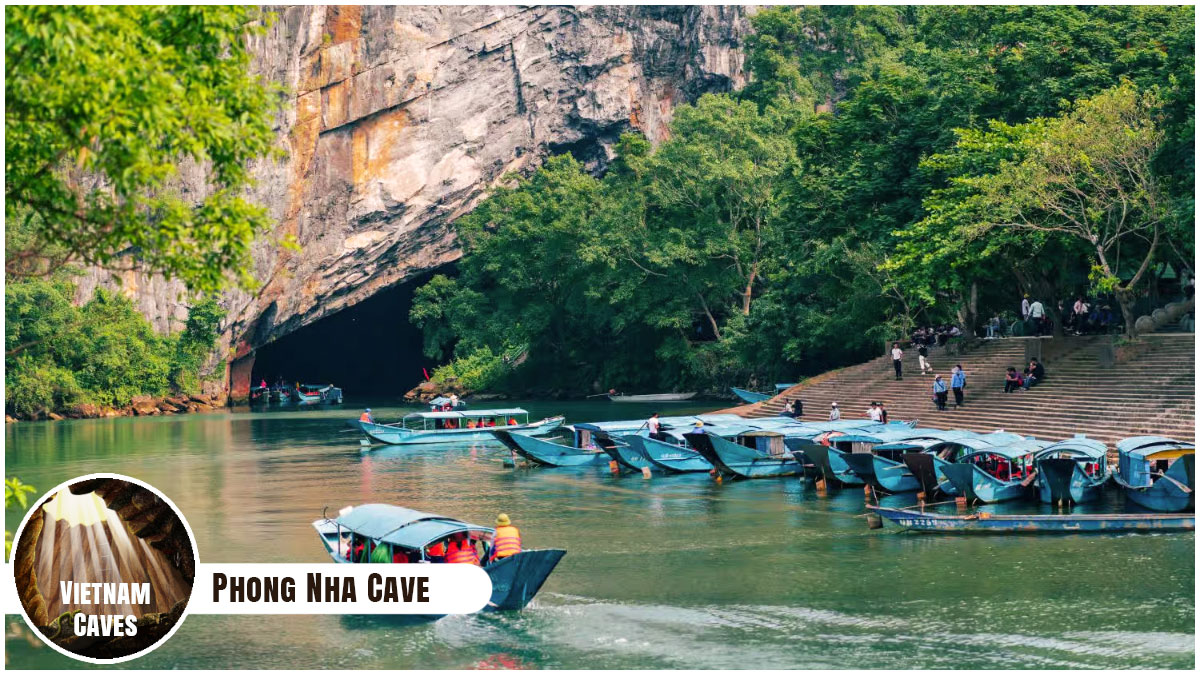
484 549 567 610
1036 457 1107 504
607 392 696 402
801 443 864 486
902 453 958 497
492 430 608 467
598 436 655 471
622 434 712 473
1117 454 1195 512
939 463 1027 503
357 416 564 446
730 387 770 404
870 506 1194 534
686 433 799 479
843 453 921 493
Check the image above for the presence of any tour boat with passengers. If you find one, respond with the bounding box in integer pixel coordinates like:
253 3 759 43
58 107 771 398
352 408 564 446
938 438 1051 503
1032 436 1111 505
836 428 979 493
899 431 1029 497
1113 436 1195 512
295 383 344 405
313 504 565 611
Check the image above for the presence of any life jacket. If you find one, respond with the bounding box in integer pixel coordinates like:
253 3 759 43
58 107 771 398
491 525 522 561
359 412 372 422
508 418 518 426
446 540 480 565
427 541 446 558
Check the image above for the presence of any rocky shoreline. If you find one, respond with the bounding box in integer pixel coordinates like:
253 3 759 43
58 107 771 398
5 393 225 423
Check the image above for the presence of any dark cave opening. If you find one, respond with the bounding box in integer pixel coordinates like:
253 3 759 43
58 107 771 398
250 268 449 398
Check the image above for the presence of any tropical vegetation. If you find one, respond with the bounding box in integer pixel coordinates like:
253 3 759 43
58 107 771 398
411 5 1195 395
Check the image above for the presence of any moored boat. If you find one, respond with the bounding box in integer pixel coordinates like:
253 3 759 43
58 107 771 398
1033 437 1110 505
606 392 696 402
787 421 916 486
492 428 611 467
1113 436 1195 512
898 431 1024 498
730 387 770 404
938 439 1050 503
686 427 813 479
313 504 565 611
354 409 564 446
868 505 1194 534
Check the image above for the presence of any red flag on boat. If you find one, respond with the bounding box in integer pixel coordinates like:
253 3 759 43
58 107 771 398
423 368 430 381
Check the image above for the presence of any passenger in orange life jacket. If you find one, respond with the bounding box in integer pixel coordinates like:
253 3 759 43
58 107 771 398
446 533 480 565
359 408 375 423
489 513 522 562
425 539 447 562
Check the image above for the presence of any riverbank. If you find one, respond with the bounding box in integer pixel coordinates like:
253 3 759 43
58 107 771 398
5 393 225 423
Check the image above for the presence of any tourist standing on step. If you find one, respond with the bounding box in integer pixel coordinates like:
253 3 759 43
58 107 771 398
932 375 948 411
951 365 966 407
1029 298 1047 336
917 342 931 374
1021 294 1031 321
891 342 904 380
829 402 841 421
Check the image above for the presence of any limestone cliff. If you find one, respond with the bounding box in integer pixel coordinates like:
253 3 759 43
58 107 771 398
76 5 752 397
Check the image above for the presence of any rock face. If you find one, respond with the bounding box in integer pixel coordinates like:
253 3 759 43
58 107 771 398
77 5 752 395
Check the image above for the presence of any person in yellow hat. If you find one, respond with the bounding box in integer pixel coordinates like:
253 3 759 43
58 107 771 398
489 513 522 562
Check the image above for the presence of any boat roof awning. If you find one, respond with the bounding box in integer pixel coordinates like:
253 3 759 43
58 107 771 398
407 408 528 420
1036 437 1108 460
962 439 1049 459
335 504 491 549
1116 436 1195 460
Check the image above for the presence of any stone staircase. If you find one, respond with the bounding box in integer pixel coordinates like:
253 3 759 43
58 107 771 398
723 334 1195 448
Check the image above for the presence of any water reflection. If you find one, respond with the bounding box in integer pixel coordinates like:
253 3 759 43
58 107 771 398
5 401 1194 669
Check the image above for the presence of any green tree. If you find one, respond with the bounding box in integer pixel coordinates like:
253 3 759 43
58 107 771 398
5 5 279 292
5 477 37 559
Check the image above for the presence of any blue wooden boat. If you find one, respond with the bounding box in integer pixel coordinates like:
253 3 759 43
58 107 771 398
834 428 974 493
1113 436 1195 512
296 383 344 405
685 428 814 479
730 386 771 404
492 428 611 467
869 505 1194 534
427 396 466 410
621 434 713 473
1033 437 1110 505
353 409 564 446
577 415 753 472
788 421 918 486
312 504 565 611
897 431 1026 498
938 439 1050 503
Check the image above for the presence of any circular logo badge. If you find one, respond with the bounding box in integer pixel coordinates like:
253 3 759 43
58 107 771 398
9 474 198 663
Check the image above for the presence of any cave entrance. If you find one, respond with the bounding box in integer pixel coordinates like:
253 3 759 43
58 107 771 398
250 269 445 399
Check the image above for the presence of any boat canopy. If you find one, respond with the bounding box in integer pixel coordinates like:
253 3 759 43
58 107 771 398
1116 436 1195 460
335 504 490 549
405 408 527 420
1035 438 1108 461
958 438 1048 459
574 414 746 435
774 383 797 392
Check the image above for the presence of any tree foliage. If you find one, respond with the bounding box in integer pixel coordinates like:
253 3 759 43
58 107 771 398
412 5 1193 393
5 5 279 292
5 279 225 417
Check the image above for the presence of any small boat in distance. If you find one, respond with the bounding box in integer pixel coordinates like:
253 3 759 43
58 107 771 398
868 505 1194 534
730 384 796 404
353 409 564 446
296 383 344 405
1113 436 1195 512
606 392 696 402
1033 437 1110 505
313 504 565 611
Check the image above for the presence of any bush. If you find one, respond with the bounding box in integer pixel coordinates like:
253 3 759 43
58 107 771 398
430 346 516 391
4 279 224 416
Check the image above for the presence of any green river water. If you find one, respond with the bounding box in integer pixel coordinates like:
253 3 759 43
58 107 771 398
4 400 1194 669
